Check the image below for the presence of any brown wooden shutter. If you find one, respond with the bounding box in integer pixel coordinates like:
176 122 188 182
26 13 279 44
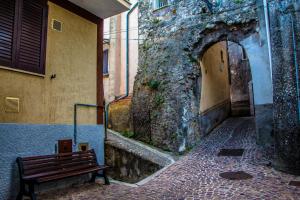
0 0 16 67
17 0 47 74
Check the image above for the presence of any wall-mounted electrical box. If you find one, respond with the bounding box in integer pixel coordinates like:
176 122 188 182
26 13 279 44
58 139 72 153
52 19 62 32
78 143 89 152
5 97 20 113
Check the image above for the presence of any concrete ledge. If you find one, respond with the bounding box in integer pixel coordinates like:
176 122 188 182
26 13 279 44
106 129 175 166
105 130 175 184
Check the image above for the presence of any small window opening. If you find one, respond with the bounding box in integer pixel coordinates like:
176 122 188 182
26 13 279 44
154 0 169 9
221 50 224 63
103 49 109 75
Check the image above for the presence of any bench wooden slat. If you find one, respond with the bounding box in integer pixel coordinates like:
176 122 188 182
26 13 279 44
23 155 96 171
23 163 99 181
24 159 97 176
21 150 95 161
36 166 108 183
22 152 94 165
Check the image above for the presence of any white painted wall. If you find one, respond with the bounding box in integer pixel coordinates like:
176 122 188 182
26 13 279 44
241 33 273 105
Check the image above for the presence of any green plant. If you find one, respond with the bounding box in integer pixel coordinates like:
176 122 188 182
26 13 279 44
142 41 152 51
234 0 243 4
172 9 177 15
154 94 164 107
170 133 177 141
185 146 193 153
188 54 199 65
121 130 135 138
152 18 161 24
147 79 160 90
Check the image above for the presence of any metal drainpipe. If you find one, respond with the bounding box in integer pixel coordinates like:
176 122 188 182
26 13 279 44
263 0 273 81
104 2 139 140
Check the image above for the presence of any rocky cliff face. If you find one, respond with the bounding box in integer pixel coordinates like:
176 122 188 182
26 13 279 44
268 0 300 174
132 0 258 152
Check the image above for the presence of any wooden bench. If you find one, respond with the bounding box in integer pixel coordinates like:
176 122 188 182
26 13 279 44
16 149 109 200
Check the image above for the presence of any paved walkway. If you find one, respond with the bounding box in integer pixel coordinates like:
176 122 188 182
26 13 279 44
42 118 300 200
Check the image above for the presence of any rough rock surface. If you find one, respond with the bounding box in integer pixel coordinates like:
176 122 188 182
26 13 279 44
132 0 258 152
268 0 300 174
108 97 133 133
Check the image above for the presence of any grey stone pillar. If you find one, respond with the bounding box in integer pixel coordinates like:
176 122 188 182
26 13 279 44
269 0 300 175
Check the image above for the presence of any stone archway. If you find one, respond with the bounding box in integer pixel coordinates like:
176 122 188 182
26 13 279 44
187 21 273 148
132 20 273 153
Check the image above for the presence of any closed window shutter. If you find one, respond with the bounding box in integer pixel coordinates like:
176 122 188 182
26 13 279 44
17 0 47 74
0 0 16 67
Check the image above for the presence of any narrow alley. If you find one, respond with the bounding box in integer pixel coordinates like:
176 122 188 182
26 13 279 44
42 118 300 200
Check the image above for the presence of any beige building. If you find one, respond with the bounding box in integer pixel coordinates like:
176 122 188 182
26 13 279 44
0 0 130 198
103 0 139 103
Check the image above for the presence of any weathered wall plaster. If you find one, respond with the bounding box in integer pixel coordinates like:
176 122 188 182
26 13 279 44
200 42 230 113
0 2 98 124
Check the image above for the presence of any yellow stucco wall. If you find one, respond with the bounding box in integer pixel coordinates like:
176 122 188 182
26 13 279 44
0 2 97 125
200 42 230 113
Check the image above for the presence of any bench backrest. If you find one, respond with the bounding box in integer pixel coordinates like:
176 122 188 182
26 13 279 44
17 149 98 178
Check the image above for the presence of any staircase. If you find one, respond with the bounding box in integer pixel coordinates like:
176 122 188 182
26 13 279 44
231 101 251 117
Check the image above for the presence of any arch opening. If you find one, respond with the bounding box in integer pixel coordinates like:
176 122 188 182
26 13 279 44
199 40 254 135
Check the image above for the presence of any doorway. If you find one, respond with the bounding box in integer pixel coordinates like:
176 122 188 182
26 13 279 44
227 41 254 117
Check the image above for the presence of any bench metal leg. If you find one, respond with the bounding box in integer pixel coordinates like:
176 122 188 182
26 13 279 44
29 184 36 200
16 181 25 200
90 172 97 183
94 170 110 185
103 170 110 185
16 192 23 200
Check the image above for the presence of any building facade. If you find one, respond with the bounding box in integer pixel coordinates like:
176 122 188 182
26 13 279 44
0 0 130 199
103 0 139 103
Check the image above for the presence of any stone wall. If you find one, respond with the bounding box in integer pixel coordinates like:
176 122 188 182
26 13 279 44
105 144 161 183
108 97 133 133
268 0 300 174
104 130 174 184
132 0 272 152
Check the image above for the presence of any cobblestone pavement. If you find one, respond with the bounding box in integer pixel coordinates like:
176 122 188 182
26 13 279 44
41 118 300 200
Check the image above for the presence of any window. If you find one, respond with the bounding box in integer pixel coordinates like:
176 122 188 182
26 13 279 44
153 0 169 9
0 0 48 75
103 49 109 75
221 50 224 63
